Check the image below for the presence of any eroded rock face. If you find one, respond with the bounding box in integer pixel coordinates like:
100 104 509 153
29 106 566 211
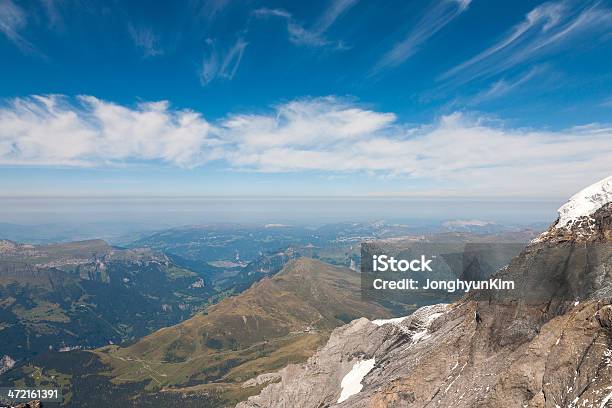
238 178 612 408
238 298 612 408
237 305 449 408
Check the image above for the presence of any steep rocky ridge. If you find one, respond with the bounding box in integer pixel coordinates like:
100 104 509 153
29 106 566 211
239 176 612 408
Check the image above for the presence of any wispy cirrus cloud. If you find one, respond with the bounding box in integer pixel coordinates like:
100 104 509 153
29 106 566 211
440 0 612 85
0 0 37 54
39 0 65 30
468 65 550 105
193 0 231 20
374 0 471 72
1 95 611 197
128 23 164 58
312 0 359 34
200 38 248 85
254 0 358 48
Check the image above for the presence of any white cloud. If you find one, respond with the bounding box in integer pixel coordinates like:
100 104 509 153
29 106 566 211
1 95 611 197
219 97 395 149
374 0 471 72
0 95 214 167
200 38 248 85
441 1 612 84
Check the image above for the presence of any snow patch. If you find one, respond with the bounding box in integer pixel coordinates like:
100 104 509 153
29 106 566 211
338 358 375 403
412 329 431 343
556 176 612 229
370 305 448 358
371 316 409 326
423 312 445 325
372 305 446 329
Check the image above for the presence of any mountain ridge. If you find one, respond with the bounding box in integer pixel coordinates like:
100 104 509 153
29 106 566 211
1 257 392 407
239 175 612 408
0 238 214 361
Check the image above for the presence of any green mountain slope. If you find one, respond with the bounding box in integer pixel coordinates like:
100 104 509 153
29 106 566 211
2 258 391 407
0 239 214 360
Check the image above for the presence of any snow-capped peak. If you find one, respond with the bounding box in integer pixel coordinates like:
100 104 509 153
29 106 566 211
555 176 612 229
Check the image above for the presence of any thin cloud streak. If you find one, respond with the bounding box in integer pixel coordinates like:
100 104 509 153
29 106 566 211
1 95 611 197
469 65 549 104
194 0 231 20
312 0 359 33
441 1 612 84
220 38 248 79
128 23 164 58
200 38 248 85
0 0 37 54
373 0 471 73
254 0 358 48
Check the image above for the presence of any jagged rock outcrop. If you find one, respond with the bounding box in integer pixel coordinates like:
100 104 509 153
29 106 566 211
238 176 612 408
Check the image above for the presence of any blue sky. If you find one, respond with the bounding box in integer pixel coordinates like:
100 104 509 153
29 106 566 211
1 0 611 199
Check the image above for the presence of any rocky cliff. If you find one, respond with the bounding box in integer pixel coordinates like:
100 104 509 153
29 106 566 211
238 176 612 408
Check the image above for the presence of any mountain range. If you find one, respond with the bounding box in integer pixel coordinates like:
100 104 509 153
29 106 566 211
1 258 391 407
0 239 216 362
239 176 612 408
0 193 577 407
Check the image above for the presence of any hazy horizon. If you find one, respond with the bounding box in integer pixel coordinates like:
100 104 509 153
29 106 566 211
0 196 560 226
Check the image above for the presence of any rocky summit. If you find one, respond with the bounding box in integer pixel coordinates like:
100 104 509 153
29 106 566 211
238 176 612 408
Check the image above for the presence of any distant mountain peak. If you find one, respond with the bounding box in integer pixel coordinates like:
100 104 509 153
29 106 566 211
556 175 612 229
533 175 612 243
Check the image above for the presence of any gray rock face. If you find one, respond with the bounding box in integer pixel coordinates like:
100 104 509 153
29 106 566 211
237 305 448 408
238 180 612 408
240 295 612 408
